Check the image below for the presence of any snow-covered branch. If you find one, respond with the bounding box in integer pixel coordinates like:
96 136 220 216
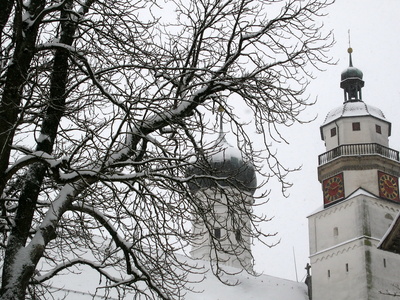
34 258 127 284
4 151 64 182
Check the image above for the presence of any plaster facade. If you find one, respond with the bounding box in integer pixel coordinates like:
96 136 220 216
309 194 400 299
321 115 390 151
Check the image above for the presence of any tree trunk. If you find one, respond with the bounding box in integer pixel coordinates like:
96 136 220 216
0 4 77 297
0 0 42 194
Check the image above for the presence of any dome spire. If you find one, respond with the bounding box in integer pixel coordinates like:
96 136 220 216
340 47 364 102
348 47 353 67
215 104 231 148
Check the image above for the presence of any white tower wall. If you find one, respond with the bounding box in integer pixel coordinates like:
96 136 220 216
310 239 368 300
321 115 390 152
190 188 254 272
309 194 400 300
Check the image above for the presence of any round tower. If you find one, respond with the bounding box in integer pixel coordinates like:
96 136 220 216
187 114 256 272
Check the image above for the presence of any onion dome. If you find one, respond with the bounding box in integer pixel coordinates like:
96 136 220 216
187 134 257 195
341 66 363 82
340 48 365 102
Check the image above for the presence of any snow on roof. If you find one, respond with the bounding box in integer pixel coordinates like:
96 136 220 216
45 257 308 300
346 187 378 199
322 101 387 126
210 134 242 163
186 270 308 300
211 143 242 163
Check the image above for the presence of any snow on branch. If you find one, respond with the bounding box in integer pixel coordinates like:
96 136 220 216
4 151 64 182
27 1 67 28
33 258 125 284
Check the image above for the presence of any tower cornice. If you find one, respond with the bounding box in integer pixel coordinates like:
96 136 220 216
318 154 400 182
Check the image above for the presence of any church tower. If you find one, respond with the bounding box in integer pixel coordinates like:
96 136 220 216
187 111 257 272
308 48 400 299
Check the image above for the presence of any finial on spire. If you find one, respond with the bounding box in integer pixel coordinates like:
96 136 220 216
348 47 353 67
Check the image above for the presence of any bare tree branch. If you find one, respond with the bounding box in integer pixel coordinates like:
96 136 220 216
0 0 334 299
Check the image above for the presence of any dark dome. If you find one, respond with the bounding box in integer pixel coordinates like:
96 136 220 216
341 66 363 81
187 137 257 195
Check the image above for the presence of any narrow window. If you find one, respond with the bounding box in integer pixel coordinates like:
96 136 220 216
235 229 242 242
214 228 221 239
333 227 339 237
384 258 387 268
376 124 382 134
330 127 337 137
328 270 331 278
352 122 361 131
346 263 349 272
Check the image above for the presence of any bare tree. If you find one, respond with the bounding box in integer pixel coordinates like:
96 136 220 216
0 0 333 299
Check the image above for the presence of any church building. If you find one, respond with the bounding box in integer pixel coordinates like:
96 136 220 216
185 47 400 300
39 48 400 300
308 48 400 299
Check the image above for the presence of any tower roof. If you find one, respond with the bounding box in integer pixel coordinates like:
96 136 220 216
320 47 392 139
187 134 257 194
323 47 389 126
340 48 365 102
322 101 387 126
187 110 257 194
340 48 363 81
341 66 363 82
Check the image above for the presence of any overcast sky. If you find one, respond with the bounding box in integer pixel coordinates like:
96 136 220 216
251 0 400 281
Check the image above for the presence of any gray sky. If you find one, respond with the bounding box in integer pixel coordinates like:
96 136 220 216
252 0 400 281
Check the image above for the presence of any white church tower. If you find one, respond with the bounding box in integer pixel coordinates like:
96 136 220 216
308 48 400 299
187 111 257 272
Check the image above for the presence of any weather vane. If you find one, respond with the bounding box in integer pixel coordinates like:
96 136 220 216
347 29 353 66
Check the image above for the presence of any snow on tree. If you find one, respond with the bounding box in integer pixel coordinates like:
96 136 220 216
0 0 333 299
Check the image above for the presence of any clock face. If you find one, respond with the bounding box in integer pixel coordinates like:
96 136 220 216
323 173 345 206
378 171 399 202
